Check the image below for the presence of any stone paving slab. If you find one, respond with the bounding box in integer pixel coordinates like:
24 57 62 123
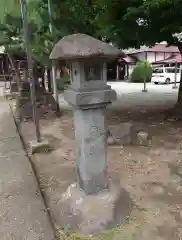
0 112 18 138
0 137 25 157
0 101 55 240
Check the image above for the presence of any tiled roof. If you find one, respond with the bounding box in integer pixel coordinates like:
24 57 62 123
123 46 148 54
124 44 179 54
154 54 182 64
147 44 179 53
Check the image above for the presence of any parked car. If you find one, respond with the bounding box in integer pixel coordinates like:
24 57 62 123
151 67 181 84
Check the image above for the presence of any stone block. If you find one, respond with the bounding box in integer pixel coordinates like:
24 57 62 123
4 92 19 100
108 122 132 145
0 136 25 157
108 122 152 146
59 181 132 236
64 88 116 107
107 135 116 145
137 131 151 146
28 139 50 155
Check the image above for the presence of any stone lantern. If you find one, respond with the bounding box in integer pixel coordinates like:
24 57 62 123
50 34 129 235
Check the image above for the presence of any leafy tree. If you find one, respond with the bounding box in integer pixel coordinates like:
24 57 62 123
98 0 182 107
0 0 104 67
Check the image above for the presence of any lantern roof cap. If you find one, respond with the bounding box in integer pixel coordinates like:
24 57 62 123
50 33 125 60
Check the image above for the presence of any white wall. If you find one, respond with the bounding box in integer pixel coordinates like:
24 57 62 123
128 65 135 76
147 52 168 62
134 52 146 61
133 52 173 63
147 52 155 62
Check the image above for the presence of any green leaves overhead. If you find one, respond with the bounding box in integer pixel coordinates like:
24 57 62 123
1 0 182 65
97 0 182 47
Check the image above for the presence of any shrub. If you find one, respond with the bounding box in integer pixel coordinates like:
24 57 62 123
130 61 152 83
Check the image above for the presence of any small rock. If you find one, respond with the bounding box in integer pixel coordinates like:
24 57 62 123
119 145 124 155
176 186 182 192
170 174 181 185
179 143 182 149
177 167 182 176
137 131 150 146
107 136 115 145
108 122 132 145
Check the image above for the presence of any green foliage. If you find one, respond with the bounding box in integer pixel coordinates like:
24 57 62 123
2 0 182 68
0 0 51 65
97 0 182 48
0 0 103 66
56 79 70 91
130 61 152 83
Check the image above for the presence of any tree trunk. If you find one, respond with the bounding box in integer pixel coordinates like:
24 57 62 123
47 68 52 92
33 66 41 90
176 43 182 107
37 66 45 89
164 43 182 119
41 71 45 88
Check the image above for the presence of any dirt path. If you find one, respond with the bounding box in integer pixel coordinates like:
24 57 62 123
17 103 182 239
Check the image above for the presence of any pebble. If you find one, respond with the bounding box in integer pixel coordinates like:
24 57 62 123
107 136 115 145
177 167 182 176
170 174 181 185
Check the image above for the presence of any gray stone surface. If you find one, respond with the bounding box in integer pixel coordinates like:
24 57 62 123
108 122 133 145
108 122 152 146
70 61 108 91
107 135 116 145
64 87 117 107
50 33 125 60
0 110 18 138
4 92 19 100
0 101 55 240
0 136 25 157
59 182 132 236
74 108 108 194
137 131 151 146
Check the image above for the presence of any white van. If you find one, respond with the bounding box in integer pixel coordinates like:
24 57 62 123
151 67 181 84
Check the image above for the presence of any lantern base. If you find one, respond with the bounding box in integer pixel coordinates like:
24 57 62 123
59 181 132 236
28 139 50 155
